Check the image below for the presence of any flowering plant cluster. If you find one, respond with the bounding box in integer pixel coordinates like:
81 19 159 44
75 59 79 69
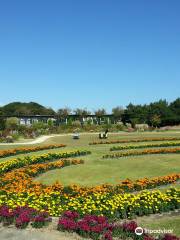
0 143 179 236
1 183 179 218
58 211 113 239
0 158 84 194
110 141 180 151
0 150 179 218
0 207 179 239
103 147 180 158
57 211 179 240
0 155 179 197
0 149 91 174
89 137 180 145
0 144 66 159
0 205 51 229
59 173 180 196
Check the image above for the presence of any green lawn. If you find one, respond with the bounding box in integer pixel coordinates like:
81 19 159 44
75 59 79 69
34 132 180 186
136 213 180 236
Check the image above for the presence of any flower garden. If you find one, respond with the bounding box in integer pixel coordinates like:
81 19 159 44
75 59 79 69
0 144 66 159
103 147 180 159
0 133 180 239
89 137 180 145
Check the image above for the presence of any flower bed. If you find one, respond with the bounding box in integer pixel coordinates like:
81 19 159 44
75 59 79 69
0 149 179 234
110 141 180 151
0 205 51 229
0 207 179 239
1 183 179 218
0 158 84 194
103 147 180 158
57 210 179 240
1 155 179 196
89 137 180 145
0 144 66 159
0 149 91 174
59 173 180 196
0 154 179 218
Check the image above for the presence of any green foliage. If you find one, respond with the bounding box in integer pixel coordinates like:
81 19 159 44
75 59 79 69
73 108 91 116
57 107 71 118
71 120 81 127
1 102 55 116
112 106 124 118
122 98 180 127
32 121 47 130
47 118 54 127
6 117 19 130
94 108 106 117
150 114 161 127
0 118 6 130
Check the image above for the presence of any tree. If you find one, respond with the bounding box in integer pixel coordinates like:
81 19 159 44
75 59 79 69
150 114 161 127
0 118 5 130
57 107 71 119
170 98 180 116
94 108 107 124
94 108 106 117
0 109 5 130
6 117 19 130
47 118 54 127
112 106 124 117
112 106 124 123
73 108 91 116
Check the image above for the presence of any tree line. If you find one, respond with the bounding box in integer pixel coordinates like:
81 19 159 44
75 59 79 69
0 98 180 127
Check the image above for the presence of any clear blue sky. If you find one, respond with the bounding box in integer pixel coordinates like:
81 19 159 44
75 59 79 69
0 0 180 112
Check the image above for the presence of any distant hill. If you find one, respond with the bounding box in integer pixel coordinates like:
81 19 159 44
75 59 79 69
0 102 55 116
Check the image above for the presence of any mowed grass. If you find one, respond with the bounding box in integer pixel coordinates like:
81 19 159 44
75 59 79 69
136 213 180 236
32 132 180 186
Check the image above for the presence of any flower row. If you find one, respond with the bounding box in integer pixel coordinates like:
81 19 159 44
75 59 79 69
89 137 180 145
0 205 51 229
60 173 180 196
0 149 91 174
1 207 179 239
0 187 179 218
103 147 180 158
58 210 179 240
0 152 179 196
0 144 66 159
110 141 180 151
0 158 84 194
0 156 180 218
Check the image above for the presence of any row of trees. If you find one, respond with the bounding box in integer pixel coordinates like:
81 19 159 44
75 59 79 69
57 107 123 118
0 102 123 117
56 99 180 127
0 102 124 121
0 98 180 127
122 98 180 127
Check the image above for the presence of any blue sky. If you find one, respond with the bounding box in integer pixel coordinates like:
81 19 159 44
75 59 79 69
0 0 180 112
